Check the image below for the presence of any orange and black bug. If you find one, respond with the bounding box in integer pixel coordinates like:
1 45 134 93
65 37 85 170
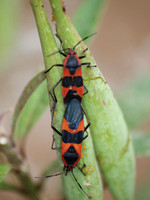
36 99 91 198
45 33 97 107
52 99 90 165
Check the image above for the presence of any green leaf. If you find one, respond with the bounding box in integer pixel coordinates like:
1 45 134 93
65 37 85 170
132 133 150 157
73 0 106 38
11 71 48 138
118 74 150 129
0 164 11 182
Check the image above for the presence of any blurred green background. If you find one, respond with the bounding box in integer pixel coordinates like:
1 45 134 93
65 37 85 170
0 0 150 199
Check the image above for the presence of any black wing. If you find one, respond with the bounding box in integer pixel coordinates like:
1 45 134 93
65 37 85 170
64 99 83 130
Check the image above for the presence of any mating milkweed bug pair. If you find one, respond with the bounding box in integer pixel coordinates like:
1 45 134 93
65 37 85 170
36 33 97 198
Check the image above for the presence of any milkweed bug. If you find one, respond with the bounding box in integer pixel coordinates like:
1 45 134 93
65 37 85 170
51 99 90 165
45 33 97 108
36 99 91 198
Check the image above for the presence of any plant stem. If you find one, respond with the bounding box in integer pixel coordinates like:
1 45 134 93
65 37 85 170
30 0 64 163
49 0 135 199
30 0 103 199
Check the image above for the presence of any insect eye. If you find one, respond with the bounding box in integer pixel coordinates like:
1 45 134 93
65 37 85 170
73 51 76 55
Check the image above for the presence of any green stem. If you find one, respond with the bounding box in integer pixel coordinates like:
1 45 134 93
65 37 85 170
49 0 135 200
31 0 103 199
30 0 64 161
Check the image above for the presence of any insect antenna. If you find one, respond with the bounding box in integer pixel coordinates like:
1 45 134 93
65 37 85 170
73 32 97 50
35 171 65 179
71 170 91 199
47 48 70 57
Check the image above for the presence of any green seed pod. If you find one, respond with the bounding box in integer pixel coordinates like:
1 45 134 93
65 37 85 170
31 0 103 199
49 0 136 199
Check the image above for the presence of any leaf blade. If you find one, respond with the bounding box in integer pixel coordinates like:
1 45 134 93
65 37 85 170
11 71 48 138
73 0 106 38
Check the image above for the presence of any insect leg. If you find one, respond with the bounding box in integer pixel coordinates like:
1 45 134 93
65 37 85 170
81 106 91 140
83 130 89 141
81 62 97 68
51 135 61 150
51 106 62 136
76 164 86 175
45 64 63 74
71 170 91 199
55 34 64 52
83 84 88 96
79 48 88 59
49 91 62 137
79 55 86 59
52 78 62 109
